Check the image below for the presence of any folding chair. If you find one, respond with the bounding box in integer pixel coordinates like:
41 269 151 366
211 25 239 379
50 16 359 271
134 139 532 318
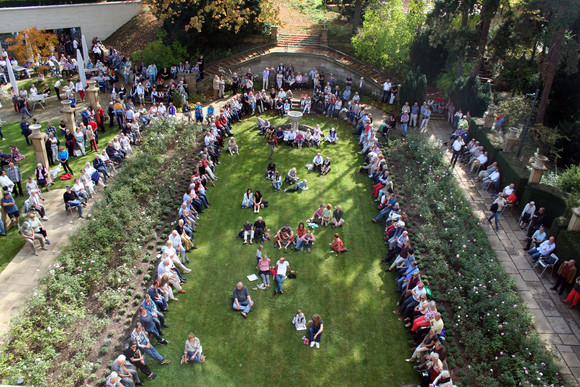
533 253 559 278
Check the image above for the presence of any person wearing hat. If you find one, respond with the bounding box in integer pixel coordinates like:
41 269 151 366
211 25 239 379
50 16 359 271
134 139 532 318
63 185 83 218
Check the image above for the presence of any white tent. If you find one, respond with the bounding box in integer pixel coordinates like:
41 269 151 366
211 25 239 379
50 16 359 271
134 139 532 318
5 56 18 92
76 49 87 87
81 35 90 66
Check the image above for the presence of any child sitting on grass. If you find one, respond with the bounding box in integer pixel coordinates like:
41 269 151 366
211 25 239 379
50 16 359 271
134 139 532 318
292 310 307 330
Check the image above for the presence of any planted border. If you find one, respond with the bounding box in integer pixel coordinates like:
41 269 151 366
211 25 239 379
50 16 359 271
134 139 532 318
386 136 562 386
0 120 202 386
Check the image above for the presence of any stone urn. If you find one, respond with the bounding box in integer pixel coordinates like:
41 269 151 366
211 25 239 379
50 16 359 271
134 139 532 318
528 151 549 184
503 127 520 152
484 105 497 129
287 111 303 132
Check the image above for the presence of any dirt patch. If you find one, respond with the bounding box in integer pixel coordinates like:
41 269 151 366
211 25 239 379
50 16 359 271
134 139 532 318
104 6 160 55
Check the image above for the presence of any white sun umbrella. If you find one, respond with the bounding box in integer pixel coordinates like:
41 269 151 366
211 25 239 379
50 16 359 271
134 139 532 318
76 49 87 87
81 35 89 66
5 56 18 93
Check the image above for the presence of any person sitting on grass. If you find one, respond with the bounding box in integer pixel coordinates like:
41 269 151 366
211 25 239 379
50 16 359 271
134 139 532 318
241 188 253 208
105 371 123 387
227 137 239 156
321 157 331 175
266 162 276 180
122 339 158 381
273 257 291 295
286 168 299 184
284 179 308 193
296 228 315 252
275 224 294 250
272 171 282 192
307 204 325 224
327 127 338 143
307 314 324 348
321 203 332 226
241 221 254 244
110 355 141 387
292 309 307 330
330 205 344 228
254 216 269 243
253 190 264 214
232 281 254 318
329 233 349 253
182 333 205 364
295 130 305 149
313 153 323 173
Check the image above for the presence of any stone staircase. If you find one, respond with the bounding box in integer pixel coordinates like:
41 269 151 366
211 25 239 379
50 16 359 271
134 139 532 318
277 33 321 48
476 57 494 84
201 35 391 92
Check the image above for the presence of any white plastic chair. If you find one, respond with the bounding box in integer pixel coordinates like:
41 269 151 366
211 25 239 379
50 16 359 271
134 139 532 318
533 253 559 278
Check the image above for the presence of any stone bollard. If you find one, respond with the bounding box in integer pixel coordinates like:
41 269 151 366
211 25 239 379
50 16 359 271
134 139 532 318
86 80 100 111
568 207 580 232
503 127 520 152
321 28 329 46
28 124 50 175
61 100 76 133
271 26 279 44
528 153 548 184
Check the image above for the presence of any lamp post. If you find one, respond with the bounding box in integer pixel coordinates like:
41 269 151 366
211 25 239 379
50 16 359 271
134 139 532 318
516 89 539 159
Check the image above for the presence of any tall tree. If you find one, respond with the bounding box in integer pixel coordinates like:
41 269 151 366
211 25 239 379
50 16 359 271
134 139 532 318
6 27 58 64
534 0 579 124
471 0 501 76
150 0 279 50
352 0 363 33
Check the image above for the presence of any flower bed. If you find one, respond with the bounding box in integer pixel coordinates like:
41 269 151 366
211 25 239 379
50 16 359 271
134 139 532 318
386 136 562 386
0 120 202 386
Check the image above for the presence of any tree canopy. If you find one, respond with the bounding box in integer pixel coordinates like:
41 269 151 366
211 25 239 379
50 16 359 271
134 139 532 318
6 27 58 64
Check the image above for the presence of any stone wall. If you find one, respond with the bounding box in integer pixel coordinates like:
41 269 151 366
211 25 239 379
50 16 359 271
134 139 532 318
0 0 142 40
199 51 383 96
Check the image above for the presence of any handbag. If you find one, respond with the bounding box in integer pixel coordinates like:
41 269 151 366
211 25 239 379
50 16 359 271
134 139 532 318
303 337 310 345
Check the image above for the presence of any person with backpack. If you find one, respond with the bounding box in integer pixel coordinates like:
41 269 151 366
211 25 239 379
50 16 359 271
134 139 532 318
487 194 506 231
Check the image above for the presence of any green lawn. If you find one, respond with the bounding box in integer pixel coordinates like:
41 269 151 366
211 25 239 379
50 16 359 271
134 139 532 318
148 115 419 386
0 120 119 272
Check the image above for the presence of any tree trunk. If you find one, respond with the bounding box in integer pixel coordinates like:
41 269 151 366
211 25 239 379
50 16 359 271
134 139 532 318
472 18 492 76
456 4 470 77
536 27 565 124
353 0 363 33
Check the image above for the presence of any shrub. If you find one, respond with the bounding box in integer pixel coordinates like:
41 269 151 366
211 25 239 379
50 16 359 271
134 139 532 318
386 136 562 385
448 75 493 117
399 66 427 105
557 164 580 210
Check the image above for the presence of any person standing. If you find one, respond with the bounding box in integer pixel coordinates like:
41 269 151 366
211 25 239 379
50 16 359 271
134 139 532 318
54 79 62 101
262 67 270 90
274 257 291 295
487 194 506 231
20 117 32 146
382 79 391 103
450 137 464 168
307 314 324 348
358 77 364 99
2 191 20 227
400 111 409 139
551 260 577 295
6 162 23 197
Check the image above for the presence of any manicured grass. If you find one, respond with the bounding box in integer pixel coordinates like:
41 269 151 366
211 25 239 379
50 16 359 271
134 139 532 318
148 114 419 386
0 120 119 271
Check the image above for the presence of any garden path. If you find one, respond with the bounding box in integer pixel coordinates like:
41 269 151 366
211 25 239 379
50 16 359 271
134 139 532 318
0 94 234 337
422 118 580 384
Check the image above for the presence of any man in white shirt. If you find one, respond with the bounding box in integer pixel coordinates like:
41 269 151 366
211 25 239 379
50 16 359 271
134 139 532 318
382 79 391 102
450 137 464 168
482 169 500 189
169 230 189 264
313 152 323 173
528 236 556 262
274 257 291 294
54 79 63 101
502 183 515 197
470 151 488 172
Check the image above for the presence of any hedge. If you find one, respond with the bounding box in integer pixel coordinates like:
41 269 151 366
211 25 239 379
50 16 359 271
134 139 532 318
521 183 567 228
495 151 530 200
474 127 503 164
555 229 580 263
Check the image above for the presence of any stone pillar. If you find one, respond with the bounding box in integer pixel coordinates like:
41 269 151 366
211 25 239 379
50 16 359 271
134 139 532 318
271 26 279 43
184 74 197 93
28 124 50 172
528 155 548 184
503 127 520 152
61 100 76 133
484 105 497 128
321 28 329 46
568 207 580 231
86 80 99 111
